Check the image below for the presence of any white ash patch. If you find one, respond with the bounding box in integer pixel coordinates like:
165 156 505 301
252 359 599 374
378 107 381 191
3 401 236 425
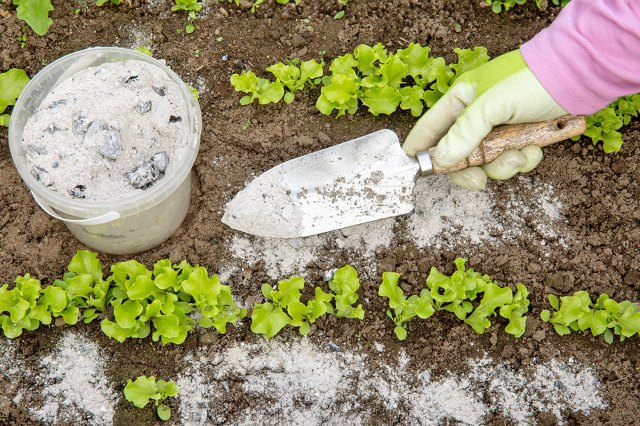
373 342 385 353
531 358 607 422
177 355 220 426
336 217 395 253
146 0 167 7
0 339 27 413
502 177 568 247
177 340 606 425
0 339 24 381
409 175 497 249
217 265 238 283
471 356 607 425
126 26 153 51
410 375 486 425
31 333 117 426
177 339 371 425
228 218 395 280
144 0 172 16
230 235 323 280
356 350 487 424
408 175 568 251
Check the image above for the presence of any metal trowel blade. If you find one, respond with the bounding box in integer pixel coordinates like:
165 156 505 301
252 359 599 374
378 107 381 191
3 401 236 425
222 129 420 238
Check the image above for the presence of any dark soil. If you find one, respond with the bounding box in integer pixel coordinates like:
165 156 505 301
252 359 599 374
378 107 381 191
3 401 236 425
1 0 639 425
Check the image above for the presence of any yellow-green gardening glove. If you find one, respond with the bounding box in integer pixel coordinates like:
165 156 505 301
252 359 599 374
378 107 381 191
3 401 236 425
403 50 567 190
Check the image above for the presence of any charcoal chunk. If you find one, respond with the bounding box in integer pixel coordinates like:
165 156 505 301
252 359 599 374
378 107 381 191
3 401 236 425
169 115 182 123
47 99 68 109
72 113 91 135
85 121 121 160
27 144 48 155
127 152 169 189
151 152 169 173
152 86 166 96
127 162 159 189
31 166 52 186
69 184 87 199
134 100 152 114
46 123 63 134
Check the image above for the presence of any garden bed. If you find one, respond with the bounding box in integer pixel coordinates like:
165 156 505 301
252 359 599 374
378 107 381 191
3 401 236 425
0 0 639 424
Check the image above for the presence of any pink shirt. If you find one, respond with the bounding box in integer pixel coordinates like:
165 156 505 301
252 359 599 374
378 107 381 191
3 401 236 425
521 0 640 115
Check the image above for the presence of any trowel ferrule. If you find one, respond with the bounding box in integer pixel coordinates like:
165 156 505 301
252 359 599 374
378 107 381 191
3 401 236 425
416 150 434 176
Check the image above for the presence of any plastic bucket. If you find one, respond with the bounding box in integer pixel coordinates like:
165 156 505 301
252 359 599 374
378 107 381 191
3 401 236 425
8 47 202 255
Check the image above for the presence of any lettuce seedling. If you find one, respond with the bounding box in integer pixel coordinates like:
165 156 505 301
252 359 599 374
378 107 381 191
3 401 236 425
124 375 179 421
541 291 640 343
0 68 30 127
233 42 489 119
499 284 530 338
380 258 530 340
464 282 513 334
101 258 245 344
463 282 529 337
378 272 434 340
52 250 110 324
326 265 365 320
180 265 247 333
487 0 569 14
96 0 121 5
230 71 285 105
266 59 324 103
251 265 365 338
0 250 112 337
224 0 301 13
251 276 305 337
172 0 202 12
13 0 54 36
579 94 640 153
0 275 69 338
426 258 487 319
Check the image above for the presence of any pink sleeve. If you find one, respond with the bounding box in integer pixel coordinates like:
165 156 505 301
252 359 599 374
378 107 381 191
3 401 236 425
520 0 640 115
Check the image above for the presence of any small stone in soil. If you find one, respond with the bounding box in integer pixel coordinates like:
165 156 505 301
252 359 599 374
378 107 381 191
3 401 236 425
72 113 91 135
152 86 166 96
532 329 546 342
328 342 341 352
85 121 121 159
69 184 87 199
323 268 338 282
134 100 152 114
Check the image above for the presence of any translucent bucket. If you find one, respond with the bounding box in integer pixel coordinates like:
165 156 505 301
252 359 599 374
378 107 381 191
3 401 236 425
8 47 202 255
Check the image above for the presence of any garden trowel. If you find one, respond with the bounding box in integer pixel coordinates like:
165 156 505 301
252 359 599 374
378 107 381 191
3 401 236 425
222 115 586 238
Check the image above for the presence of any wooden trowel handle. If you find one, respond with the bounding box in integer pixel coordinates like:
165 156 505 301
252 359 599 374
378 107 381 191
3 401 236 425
427 115 586 175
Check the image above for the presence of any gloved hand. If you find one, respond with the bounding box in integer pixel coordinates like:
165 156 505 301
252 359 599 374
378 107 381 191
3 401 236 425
403 50 567 190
